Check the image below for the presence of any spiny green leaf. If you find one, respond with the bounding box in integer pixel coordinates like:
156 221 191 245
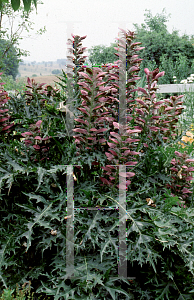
0 236 13 288
103 283 132 300
36 166 46 191
48 165 67 175
22 192 47 204
19 202 54 251
154 220 174 228
100 234 118 263
0 173 12 189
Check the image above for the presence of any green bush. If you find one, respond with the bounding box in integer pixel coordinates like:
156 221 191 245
51 69 61 75
1 30 194 300
0 74 26 92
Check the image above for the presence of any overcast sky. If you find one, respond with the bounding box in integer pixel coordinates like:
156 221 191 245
5 0 194 62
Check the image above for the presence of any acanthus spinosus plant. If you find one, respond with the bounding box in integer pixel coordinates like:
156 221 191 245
100 122 141 190
73 66 111 155
132 68 185 150
2 28 194 299
99 29 144 190
0 73 14 135
71 29 193 199
24 77 60 107
72 30 143 190
66 34 88 107
166 150 194 203
67 36 118 163
131 67 193 206
20 120 52 161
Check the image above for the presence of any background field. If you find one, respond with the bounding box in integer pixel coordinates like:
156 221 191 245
17 75 61 86
18 60 67 86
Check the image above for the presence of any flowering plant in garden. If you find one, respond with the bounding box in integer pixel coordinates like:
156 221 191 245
178 129 194 148
1 29 194 300
20 120 52 161
24 77 60 106
167 150 194 201
0 73 14 135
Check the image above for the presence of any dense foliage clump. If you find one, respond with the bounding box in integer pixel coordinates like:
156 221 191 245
1 29 194 300
88 9 194 85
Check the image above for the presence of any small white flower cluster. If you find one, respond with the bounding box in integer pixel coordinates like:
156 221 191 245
178 74 194 84
180 79 188 84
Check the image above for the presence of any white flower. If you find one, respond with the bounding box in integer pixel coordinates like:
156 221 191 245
51 229 57 236
173 76 177 78
180 79 187 84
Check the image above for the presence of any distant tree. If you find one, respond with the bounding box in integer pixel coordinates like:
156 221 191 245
0 1 45 80
133 9 194 83
52 69 61 75
0 38 19 79
88 42 117 66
